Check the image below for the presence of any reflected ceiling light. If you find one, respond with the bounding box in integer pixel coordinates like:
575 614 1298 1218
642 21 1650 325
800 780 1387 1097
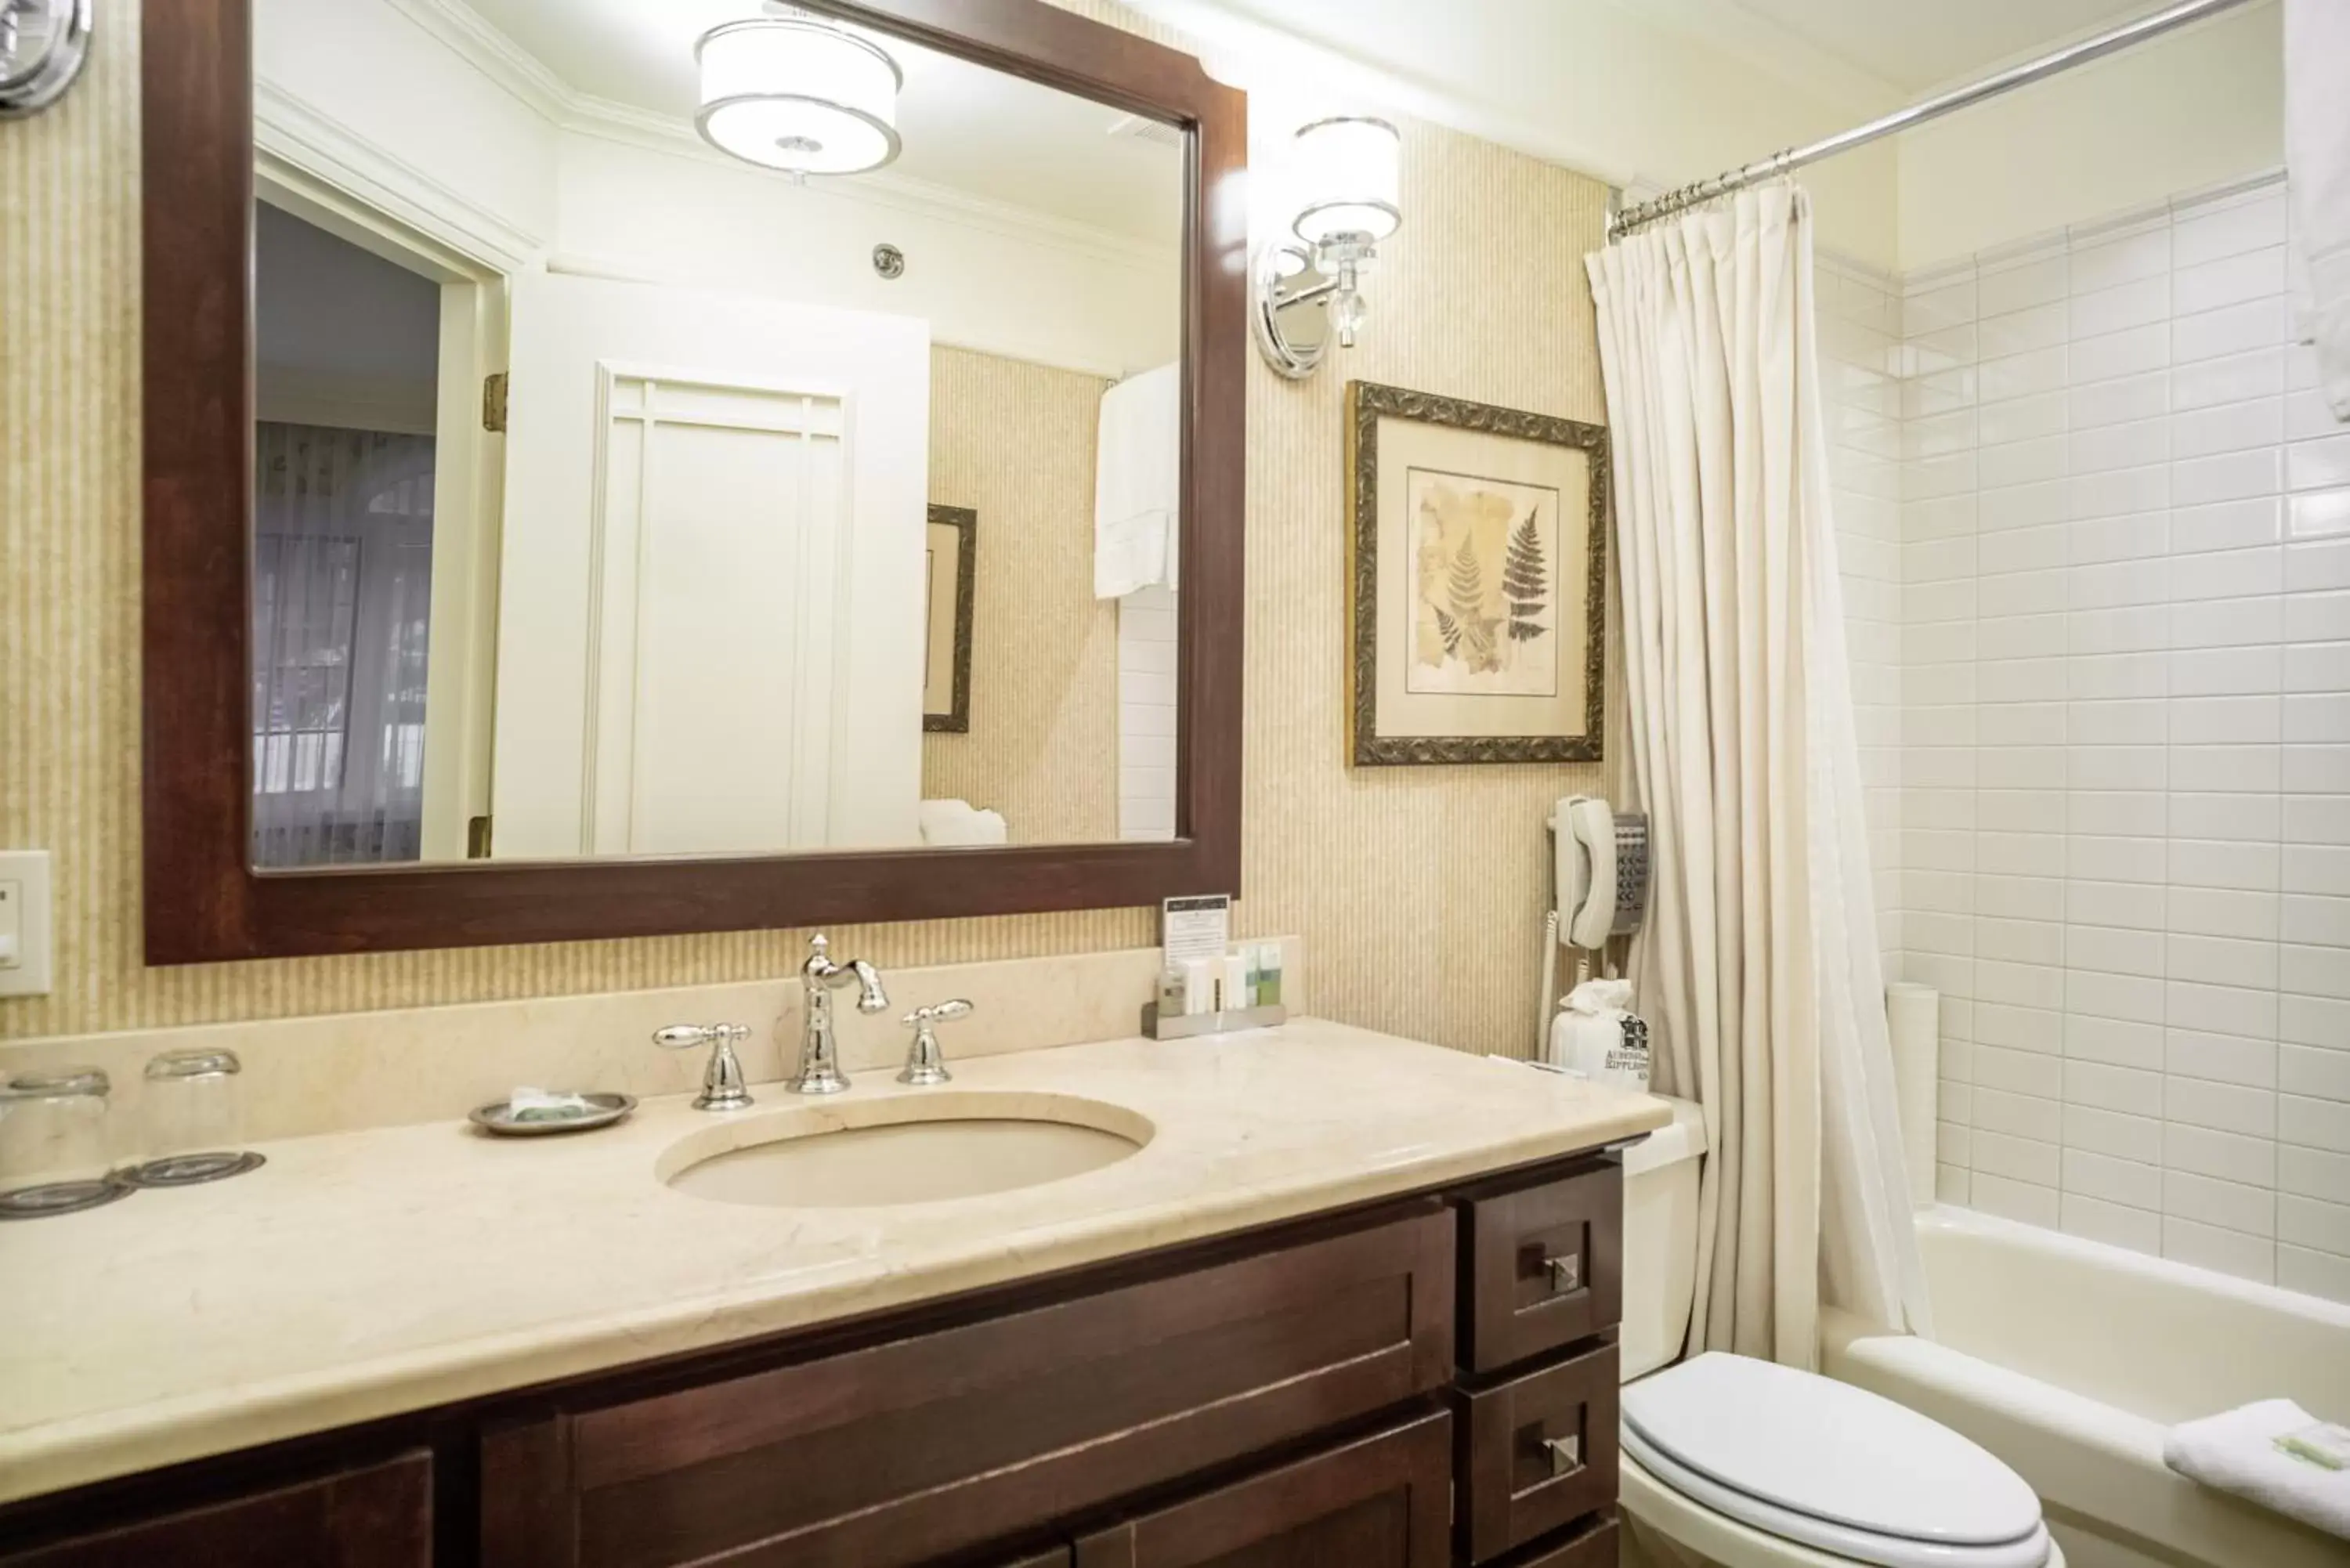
696 6 902 180
1253 117 1402 380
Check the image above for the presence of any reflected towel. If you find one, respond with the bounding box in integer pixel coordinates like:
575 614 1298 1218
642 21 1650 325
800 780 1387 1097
1094 362 1180 598
2287 0 2350 421
2164 1398 2350 1541
917 798 1008 846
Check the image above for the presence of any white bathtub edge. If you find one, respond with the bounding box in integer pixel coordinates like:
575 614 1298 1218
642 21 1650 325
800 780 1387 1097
1826 1306 2350 1568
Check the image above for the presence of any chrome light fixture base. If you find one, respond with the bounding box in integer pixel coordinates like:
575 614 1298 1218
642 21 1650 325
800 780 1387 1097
1252 244 1326 381
0 0 91 119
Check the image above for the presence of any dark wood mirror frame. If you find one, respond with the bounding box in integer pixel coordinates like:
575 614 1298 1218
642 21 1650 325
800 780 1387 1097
141 0 1246 965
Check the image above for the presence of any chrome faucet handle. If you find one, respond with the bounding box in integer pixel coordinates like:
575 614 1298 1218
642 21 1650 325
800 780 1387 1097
653 1023 754 1112
897 999 974 1086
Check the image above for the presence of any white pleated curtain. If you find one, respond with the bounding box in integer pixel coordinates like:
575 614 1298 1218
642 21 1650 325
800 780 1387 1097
251 422 436 869
1585 186 1928 1366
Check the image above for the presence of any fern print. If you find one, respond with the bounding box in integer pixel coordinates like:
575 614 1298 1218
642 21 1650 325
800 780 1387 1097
1434 605 1462 656
1503 514 1549 642
1447 534 1482 627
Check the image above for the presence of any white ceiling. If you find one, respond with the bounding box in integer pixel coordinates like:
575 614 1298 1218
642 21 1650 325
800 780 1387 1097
1715 0 2189 94
456 0 1183 247
1164 0 2191 106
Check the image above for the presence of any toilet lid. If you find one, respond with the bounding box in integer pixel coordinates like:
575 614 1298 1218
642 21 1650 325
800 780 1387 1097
1622 1353 2044 1548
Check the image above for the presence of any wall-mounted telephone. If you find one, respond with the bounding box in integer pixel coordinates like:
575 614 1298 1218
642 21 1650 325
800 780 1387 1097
1539 797 1653 1048
1554 796 1618 949
1553 796 1648 950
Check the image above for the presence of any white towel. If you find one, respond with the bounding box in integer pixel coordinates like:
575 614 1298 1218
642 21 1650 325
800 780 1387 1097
916 798 1007 846
2287 0 2350 422
1094 362 1181 599
2164 1398 2350 1541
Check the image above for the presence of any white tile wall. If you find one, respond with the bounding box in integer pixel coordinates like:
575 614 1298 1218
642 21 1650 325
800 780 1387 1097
1117 584 1178 840
1877 174 2350 1304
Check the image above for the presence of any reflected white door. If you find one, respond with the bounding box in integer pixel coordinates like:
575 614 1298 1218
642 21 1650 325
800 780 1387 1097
492 270 929 857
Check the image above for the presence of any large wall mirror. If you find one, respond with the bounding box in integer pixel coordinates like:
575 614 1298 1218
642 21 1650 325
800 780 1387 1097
143 0 1245 962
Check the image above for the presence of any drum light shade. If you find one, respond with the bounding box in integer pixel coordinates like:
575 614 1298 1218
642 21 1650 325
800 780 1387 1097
696 16 902 177
1289 117 1400 245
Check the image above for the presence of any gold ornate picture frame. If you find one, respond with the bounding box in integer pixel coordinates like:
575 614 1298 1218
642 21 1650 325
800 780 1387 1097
1347 381 1608 766
922 504 977 734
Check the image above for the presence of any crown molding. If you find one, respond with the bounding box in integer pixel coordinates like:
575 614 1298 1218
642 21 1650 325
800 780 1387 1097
255 79 547 272
378 0 569 121
555 89 1176 269
368 0 1173 270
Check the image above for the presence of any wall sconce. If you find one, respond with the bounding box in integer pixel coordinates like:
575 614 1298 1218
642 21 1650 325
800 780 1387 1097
0 0 92 119
1253 117 1401 380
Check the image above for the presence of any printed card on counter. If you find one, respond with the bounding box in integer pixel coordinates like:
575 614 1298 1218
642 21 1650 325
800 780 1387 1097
1161 894 1231 967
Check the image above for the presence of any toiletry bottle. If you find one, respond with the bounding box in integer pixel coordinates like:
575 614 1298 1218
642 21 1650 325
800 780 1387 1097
1223 951 1253 1013
1182 957 1215 1015
1255 941 1282 1007
1157 963 1188 1020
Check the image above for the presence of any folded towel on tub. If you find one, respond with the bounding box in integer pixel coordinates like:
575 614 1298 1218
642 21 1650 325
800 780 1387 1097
2164 1398 2350 1541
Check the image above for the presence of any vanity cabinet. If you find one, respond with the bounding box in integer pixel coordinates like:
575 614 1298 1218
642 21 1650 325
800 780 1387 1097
478 1210 1456 1567
0 1451 430 1568
0 1152 1630 1568
1071 1411 1454 1568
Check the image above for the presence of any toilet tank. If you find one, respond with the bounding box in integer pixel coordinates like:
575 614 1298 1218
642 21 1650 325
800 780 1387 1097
1619 1095 1707 1382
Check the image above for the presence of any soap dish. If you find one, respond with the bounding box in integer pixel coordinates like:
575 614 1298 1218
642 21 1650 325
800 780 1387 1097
468 1093 636 1137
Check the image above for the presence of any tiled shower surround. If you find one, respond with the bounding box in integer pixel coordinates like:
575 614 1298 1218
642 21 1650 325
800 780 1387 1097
1817 172 2350 1303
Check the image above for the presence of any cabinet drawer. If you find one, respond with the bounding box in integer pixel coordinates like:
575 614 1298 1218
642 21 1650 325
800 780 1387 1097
0 1451 431 1568
1072 1411 1452 1568
1455 1341 1618 1563
481 1207 1455 1568
1457 1161 1621 1373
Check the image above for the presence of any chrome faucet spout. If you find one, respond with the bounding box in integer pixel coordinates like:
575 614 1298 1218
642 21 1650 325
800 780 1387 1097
790 934 887 1094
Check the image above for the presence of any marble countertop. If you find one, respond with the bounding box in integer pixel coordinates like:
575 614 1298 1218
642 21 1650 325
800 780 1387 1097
0 1018 1668 1504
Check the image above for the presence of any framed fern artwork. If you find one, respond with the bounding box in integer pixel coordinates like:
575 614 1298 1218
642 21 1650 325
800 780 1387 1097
1344 381 1608 765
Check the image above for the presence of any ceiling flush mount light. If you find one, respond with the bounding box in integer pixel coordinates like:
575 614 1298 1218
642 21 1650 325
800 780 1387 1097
1254 116 1401 380
696 5 903 180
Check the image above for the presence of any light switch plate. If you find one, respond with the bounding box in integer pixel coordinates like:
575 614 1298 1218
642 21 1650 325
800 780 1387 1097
0 851 53 998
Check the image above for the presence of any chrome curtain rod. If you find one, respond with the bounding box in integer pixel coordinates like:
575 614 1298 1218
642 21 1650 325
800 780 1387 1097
1607 0 2260 240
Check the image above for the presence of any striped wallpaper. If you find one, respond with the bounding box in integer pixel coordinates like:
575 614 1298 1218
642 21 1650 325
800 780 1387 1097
0 0 1611 1057
921 345 1120 845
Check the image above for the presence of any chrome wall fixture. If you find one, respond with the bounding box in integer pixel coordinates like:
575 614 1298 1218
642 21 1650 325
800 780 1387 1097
1253 116 1402 380
0 0 90 119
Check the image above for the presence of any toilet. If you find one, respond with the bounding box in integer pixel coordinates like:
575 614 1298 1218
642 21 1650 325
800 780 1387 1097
1618 1099 2062 1568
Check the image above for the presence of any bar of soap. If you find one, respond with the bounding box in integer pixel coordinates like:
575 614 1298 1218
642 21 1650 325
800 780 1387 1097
508 1086 595 1122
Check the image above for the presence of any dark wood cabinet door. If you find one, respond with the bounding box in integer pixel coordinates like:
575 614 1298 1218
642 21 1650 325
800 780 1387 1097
481 1207 1455 1568
1457 1342 1618 1563
1457 1162 1622 1374
0 1451 429 1568
1072 1412 1452 1568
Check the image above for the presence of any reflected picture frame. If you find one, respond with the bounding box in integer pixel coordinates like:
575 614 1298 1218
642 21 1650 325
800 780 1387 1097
922 504 977 733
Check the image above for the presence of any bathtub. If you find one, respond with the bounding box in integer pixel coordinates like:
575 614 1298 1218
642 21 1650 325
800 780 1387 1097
1822 1206 2350 1568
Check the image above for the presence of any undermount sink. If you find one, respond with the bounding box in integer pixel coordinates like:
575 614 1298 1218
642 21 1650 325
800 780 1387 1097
658 1090 1152 1209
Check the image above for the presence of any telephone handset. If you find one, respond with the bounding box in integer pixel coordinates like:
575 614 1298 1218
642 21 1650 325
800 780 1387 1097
1553 796 1618 950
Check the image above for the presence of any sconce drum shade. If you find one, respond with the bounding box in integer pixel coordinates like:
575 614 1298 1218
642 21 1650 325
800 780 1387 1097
1290 117 1401 245
696 16 903 177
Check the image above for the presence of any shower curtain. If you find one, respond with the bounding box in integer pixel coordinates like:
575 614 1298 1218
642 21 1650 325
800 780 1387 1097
1585 186 1927 1367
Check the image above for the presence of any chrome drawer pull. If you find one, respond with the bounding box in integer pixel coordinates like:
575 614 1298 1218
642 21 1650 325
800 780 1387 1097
1542 1252 1581 1293
1542 1434 1582 1476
